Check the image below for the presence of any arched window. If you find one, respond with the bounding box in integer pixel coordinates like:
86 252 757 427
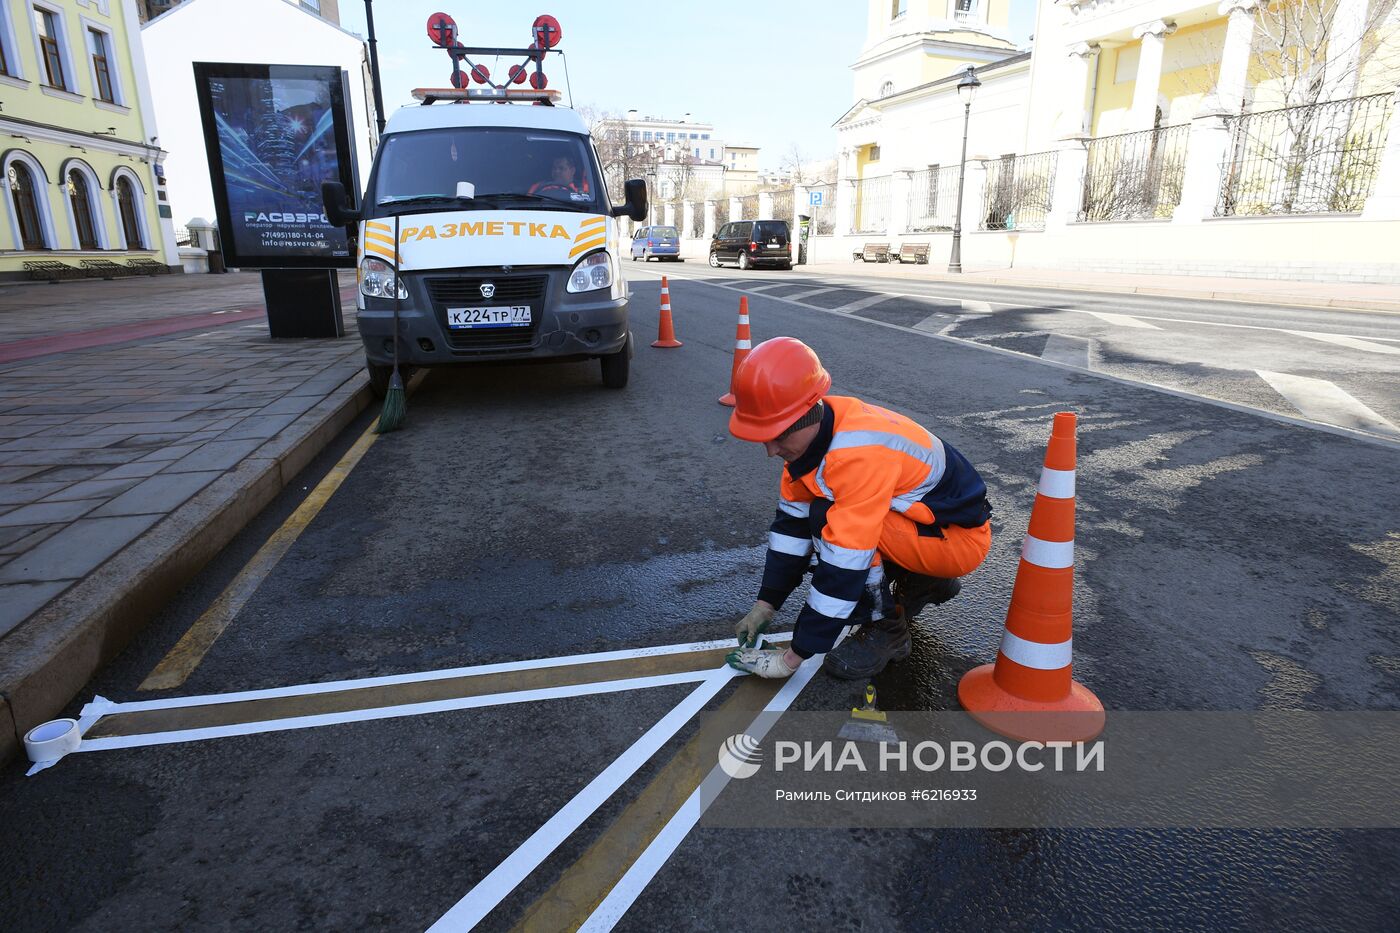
880 80 895 97
67 169 98 250
8 161 47 250
116 176 143 249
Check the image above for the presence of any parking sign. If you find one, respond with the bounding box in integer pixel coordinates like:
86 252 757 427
809 191 824 207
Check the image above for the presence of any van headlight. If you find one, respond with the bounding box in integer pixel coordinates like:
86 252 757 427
359 256 408 300
566 251 613 293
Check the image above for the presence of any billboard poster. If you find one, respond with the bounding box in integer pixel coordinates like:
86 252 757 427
193 62 357 269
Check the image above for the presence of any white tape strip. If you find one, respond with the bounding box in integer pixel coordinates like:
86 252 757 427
577 632 838 932
1021 534 1074 569
76 670 724 754
1037 466 1075 499
998 630 1073 670
427 667 740 931
99 635 780 716
23 719 81 776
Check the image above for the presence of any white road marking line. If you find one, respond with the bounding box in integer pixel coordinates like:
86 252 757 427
427 667 739 932
578 642 831 931
1083 310 1162 329
1256 371 1400 436
76 671 720 754
1040 334 1092 368
960 299 994 315
739 282 789 292
1059 307 1400 342
1283 330 1400 356
913 313 952 334
85 636 777 716
833 293 897 314
785 287 841 302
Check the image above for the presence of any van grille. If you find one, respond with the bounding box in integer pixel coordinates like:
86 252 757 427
425 274 549 351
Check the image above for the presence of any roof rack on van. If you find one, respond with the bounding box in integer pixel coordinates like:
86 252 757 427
424 12 569 105
411 87 562 106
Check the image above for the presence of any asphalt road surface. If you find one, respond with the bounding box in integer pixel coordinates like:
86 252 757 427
2 270 1398 931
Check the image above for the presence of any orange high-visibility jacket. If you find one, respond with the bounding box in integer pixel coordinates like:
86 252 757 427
759 395 990 657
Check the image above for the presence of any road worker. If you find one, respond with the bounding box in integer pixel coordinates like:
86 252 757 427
725 337 993 680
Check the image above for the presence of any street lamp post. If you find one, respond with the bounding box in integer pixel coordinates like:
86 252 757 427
947 65 981 274
646 170 657 227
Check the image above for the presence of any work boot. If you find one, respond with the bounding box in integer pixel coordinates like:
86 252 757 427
894 573 962 622
822 615 911 680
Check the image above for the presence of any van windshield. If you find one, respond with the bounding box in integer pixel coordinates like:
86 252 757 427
369 127 601 214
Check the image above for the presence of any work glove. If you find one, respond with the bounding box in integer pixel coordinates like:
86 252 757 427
735 603 775 648
726 646 799 679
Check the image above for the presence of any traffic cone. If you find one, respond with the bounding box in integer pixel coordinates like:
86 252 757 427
957 411 1104 744
652 276 682 348
718 296 752 406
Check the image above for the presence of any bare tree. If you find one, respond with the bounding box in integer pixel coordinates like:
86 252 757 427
780 143 807 184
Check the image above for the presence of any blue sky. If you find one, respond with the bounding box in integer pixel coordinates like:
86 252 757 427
338 1 1037 170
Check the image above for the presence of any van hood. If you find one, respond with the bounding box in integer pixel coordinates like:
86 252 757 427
360 210 611 270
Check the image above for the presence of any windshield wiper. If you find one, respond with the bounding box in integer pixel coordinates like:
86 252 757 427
377 194 470 206
472 193 592 210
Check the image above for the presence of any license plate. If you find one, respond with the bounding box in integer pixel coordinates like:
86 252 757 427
768 241 781 247
446 306 531 329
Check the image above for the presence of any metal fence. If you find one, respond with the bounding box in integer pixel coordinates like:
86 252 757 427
771 188 794 222
806 183 837 234
736 193 760 220
980 150 1058 231
906 165 960 231
854 175 891 233
1079 124 1190 221
712 198 730 229
1216 92 1394 217
688 201 704 238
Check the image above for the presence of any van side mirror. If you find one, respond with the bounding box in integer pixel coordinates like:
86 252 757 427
611 179 648 221
322 181 361 227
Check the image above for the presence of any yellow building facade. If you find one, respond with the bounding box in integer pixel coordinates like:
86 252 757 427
0 0 175 279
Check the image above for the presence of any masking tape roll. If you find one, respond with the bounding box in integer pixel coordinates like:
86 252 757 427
24 718 80 764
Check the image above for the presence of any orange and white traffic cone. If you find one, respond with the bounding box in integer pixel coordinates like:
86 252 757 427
652 276 682 348
718 296 752 406
957 411 1104 744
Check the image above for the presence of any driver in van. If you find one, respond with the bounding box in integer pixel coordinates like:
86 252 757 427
529 154 590 197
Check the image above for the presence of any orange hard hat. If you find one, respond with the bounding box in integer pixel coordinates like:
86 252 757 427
728 337 832 442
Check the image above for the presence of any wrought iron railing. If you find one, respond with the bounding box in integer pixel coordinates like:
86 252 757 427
689 201 704 238
1079 123 1190 221
906 165 960 231
737 193 760 220
712 198 730 229
1216 92 1394 216
854 175 891 233
805 183 836 234
980 150 1057 230
771 188 794 221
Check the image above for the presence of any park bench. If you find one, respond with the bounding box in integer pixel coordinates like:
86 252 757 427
80 258 137 280
22 260 86 283
852 242 891 263
126 258 170 276
896 242 931 264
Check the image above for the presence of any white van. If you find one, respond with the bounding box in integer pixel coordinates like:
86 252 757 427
324 87 647 392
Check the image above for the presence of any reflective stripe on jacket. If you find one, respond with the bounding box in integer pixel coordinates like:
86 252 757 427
757 396 991 657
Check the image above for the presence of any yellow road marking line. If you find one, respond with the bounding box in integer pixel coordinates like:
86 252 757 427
509 677 782 931
138 422 380 691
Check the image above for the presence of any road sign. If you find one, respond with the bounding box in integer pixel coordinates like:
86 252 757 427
426 12 457 47
809 190 824 207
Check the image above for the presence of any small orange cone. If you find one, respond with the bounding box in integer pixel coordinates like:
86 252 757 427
652 276 682 348
718 296 752 406
957 411 1104 744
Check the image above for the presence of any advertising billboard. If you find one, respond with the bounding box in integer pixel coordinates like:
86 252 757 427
193 62 357 269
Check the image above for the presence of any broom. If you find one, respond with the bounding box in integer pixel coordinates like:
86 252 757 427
374 212 406 434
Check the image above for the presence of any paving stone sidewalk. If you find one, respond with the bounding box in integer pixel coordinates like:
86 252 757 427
0 272 368 759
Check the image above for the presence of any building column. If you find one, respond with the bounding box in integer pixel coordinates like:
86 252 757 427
792 184 808 228
836 178 857 237
958 160 989 239
1322 0 1369 102
1211 0 1261 115
1130 19 1177 130
682 200 695 238
1046 137 1089 233
1361 85 1400 220
729 196 743 221
1059 42 1101 139
663 202 675 227
758 190 774 219
889 169 913 236
703 199 717 238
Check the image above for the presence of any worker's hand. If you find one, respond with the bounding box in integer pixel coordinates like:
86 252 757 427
735 602 776 648
726 646 800 679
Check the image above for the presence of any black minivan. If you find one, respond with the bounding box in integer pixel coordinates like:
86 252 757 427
709 219 792 270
